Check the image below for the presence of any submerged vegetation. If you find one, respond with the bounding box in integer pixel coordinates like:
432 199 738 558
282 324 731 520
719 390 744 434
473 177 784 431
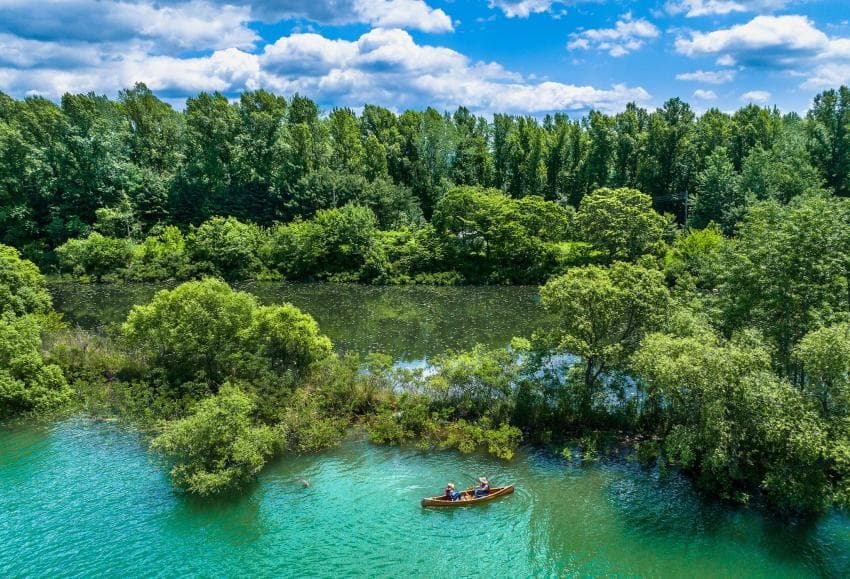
1 85 850 515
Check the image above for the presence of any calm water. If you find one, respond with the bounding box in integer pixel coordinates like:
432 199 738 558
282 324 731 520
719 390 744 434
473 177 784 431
2 420 848 578
5 283 846 576
49 282 549 359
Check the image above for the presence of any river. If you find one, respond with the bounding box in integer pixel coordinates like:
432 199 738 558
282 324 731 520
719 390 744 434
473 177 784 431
0 283 847 577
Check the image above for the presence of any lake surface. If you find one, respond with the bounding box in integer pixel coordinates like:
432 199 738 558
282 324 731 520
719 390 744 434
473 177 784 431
3 282 846 576
2 419 848 578
49 282 549 360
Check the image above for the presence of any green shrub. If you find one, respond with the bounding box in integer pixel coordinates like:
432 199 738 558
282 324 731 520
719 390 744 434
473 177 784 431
0 244 53 317
151 385 276 495
0 315 71 417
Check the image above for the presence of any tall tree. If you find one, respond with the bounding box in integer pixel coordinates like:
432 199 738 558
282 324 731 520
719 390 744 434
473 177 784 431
806 86 850 196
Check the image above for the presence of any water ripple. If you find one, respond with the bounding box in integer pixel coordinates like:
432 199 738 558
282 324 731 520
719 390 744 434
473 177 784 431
1 421 847 578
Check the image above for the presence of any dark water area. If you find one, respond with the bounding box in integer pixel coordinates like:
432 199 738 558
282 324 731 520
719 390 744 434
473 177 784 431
48 282 550 360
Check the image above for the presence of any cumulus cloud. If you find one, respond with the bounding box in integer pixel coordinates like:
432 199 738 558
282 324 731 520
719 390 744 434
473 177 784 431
741 90 771 102
801 63 850 90
0 27 650 114
0 0 454 44
676 69 737 84
358 0 454 32
487 1 562 18
675 15 828 63
675 15 850 89
212 0 454 32
567 13 659 57
256 28 649 113
665 0 789 18
0 0 259 51
693 89 718 100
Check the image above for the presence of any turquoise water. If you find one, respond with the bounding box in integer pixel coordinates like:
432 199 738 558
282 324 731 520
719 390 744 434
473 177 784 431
2 419 848 577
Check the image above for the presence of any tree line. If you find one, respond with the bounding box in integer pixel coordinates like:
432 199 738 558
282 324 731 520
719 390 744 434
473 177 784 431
1 84 848 269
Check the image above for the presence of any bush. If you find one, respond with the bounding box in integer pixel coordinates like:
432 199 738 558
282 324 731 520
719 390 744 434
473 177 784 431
0 315 71 417
267 204 386 282
151 385 276 495
576 187 667 262
122 278 331 388
0 243 53 317
127 225 190 280
185 216 266 280
55 233 133 281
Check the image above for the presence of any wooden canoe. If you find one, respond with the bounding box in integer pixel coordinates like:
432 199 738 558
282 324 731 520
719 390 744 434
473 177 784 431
421 485 514 507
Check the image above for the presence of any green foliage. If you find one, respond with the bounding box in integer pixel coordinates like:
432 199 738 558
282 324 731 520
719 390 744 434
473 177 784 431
367 396 522 460
718 194 850 377
268 204 385 282
127 225 190 280
794 323 850 418
0 244 52 317
2 85 843 264
185 216 266 280
432 186 571 283
55 233 133 281
806 86 850 196
575 188 667 262
426 345 521 424
439 420 523 460
540 262 671 411
0 314 71 417
151 385 276 495
122 279 331 387
691 147 742 231
634 329 843 512
664 224 724 289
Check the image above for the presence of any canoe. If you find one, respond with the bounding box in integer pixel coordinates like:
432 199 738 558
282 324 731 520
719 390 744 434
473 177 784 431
421 485 514 507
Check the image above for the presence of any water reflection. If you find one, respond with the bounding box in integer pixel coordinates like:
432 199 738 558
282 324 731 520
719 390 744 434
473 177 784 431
49 282 551 359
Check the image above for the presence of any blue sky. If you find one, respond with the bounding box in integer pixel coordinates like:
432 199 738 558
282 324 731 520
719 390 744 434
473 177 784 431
1 0 848 115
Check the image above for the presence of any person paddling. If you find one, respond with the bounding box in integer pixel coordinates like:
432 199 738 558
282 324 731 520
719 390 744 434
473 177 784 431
474 476 490 498
445 482 461 501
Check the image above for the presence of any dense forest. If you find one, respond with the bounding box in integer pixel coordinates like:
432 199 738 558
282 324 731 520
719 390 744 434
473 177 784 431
1 85 850 515
1 84 848 283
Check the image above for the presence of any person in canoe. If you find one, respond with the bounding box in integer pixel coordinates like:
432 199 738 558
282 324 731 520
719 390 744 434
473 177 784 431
473 476 490 498
445 482 461 501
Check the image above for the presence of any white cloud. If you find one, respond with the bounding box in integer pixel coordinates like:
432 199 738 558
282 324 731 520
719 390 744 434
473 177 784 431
239 0 453 32
741 90 771 102
488 1 561 18
676 69 737 84
567 13 659 57
0 0 454 44
675 15 850 90
0 28 650 114
675 15 828 62
693 89 718 100
665 0 789 18
801 63 850 90
352 0 453 33
0 0 259 51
